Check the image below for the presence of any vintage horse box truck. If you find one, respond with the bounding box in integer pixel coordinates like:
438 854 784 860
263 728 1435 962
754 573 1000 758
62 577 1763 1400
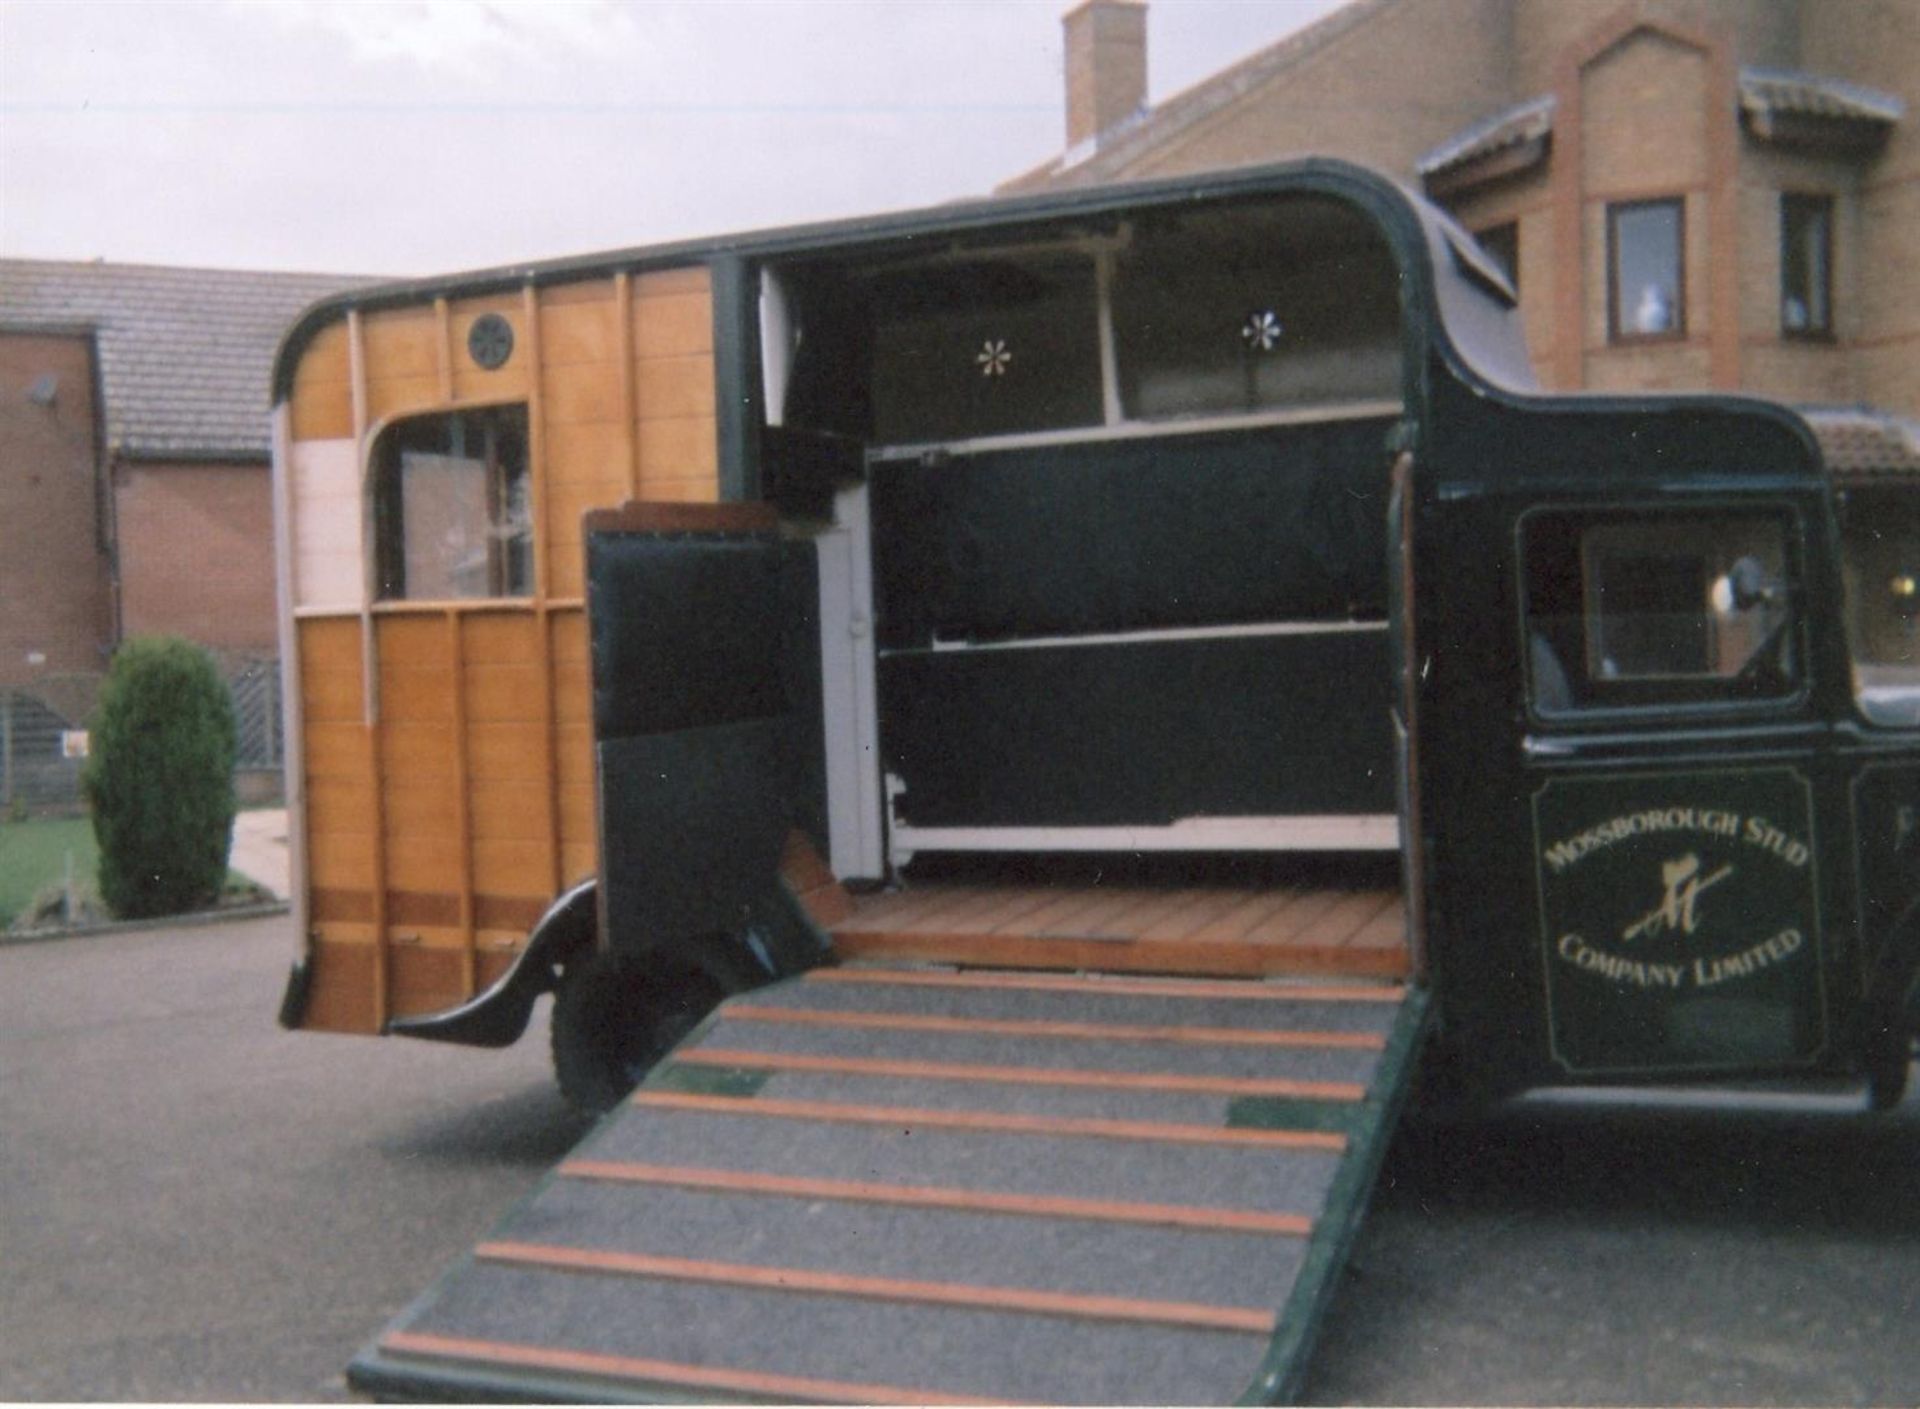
268 159 1917 1403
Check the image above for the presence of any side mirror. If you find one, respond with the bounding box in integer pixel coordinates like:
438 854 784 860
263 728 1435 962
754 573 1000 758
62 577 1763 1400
1891 570 1919 618
1711 555 1782 616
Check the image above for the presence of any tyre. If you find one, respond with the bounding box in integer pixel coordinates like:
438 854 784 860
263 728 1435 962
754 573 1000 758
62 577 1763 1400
550 952 726 1114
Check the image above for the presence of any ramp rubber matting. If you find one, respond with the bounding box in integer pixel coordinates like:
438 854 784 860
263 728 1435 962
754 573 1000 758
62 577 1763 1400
349 964 1428 1404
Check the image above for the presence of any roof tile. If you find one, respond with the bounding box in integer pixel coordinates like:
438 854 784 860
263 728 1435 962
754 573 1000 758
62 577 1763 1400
0 260 377 459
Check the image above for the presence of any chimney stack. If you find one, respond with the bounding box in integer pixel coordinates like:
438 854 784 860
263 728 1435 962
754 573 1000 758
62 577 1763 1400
1063 0 1147 152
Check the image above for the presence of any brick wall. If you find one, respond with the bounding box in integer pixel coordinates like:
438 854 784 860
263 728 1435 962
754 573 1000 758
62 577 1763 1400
112 457 277 652
1013 0 1916 417
0 331 112 685
1122 0 1511 184
1802 0 1920 422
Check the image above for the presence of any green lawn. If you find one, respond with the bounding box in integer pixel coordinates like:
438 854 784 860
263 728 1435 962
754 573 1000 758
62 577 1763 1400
0 816 254 928
0 816 99 928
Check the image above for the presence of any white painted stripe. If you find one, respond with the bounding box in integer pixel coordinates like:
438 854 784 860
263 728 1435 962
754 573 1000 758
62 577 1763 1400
899 618 1388 656
889 815 1401 854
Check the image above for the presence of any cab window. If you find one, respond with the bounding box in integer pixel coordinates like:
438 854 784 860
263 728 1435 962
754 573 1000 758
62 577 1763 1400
1837 483 1920 727
1523 510 1800 714
372 406 532 601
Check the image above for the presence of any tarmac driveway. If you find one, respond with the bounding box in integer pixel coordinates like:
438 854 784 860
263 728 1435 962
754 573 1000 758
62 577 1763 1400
1 913 1915 1403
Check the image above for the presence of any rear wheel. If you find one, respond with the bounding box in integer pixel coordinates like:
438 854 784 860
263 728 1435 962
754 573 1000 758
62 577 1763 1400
550 953 726 1114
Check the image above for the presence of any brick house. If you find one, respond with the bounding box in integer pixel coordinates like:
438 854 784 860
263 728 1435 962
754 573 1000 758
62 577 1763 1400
1 261 370 802
1 261 371 686
1004 0 1917 437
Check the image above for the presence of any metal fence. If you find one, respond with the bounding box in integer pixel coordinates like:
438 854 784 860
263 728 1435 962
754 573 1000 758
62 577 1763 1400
0 657 282 812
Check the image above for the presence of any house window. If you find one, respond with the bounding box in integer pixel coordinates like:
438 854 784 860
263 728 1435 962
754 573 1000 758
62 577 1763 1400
1607 199 1685 341
373 405 532 601
1780 194 1833 337
1475 221 1519 293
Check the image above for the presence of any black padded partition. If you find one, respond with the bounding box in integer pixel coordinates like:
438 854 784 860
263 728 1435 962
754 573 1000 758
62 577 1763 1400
880 629 1397 829
869 416 1396 649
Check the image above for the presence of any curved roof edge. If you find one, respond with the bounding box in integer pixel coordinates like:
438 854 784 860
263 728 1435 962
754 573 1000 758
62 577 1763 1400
272 157 1503 406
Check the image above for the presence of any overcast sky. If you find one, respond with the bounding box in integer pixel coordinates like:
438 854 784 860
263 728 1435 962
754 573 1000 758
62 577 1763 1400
2 0 1348 277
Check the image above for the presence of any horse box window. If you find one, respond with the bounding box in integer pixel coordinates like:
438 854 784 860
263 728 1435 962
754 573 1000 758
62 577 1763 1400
773 193 1405 451
1524 509 1801 714
866 250 1105 446
373 405 532 601
1110 197 1401 420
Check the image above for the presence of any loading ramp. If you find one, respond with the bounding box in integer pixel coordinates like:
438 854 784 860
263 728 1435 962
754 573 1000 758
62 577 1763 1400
350 878 1427 1404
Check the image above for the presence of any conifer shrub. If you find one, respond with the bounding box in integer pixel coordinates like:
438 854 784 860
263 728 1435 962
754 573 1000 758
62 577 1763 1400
84 637 237 919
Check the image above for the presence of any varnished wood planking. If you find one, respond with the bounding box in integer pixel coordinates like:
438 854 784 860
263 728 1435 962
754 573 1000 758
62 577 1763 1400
807 967 1408 1005
832 929 1412 980
362 306 440 381
375 614 455 669
291 321 351 392
827 877 1412 978
634 353 717 419
462 612 539 663
303 938 381 1034
549 609 589 663
298 617 363 711
380 783 457 837
301 723 372 781
287 265 719 1036
636 416 719 480
1182 889 1307 943
780 830 855 928
307 828 376 891
1295 890 1400 948
467 782 554 841
468 722 550 781
364 374 442 427
377 666 456 724
541 362 624 427
379 1331 997 1408
305 776 375 834
290 380 354 442
718 1004 1388 1052
537 295 621 368
473 839 556 894
473 1241 1277 1335
542 422 628 484
376 724 455 783
635 1091 1349 1152
675 1048 1368 1102
447 296 528 402
389 943 469 1019
461 663 549 722
559 1159 1317 1236
385 834 463 892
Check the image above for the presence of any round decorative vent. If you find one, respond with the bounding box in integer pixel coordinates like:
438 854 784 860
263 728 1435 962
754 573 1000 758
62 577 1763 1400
467 312 515 370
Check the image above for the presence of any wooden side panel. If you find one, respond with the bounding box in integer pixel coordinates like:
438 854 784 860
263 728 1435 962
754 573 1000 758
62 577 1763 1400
297 616 379 1033
549 607 597 885
540 287 606 598
290 322 355 443
633 268 719 505
285 264 721 1034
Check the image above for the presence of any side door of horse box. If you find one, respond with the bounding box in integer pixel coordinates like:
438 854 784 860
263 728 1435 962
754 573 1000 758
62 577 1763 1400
1402 363 1917 1099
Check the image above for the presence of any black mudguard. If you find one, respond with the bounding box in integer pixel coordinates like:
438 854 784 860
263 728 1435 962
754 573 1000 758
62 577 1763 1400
386 880 598 1048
